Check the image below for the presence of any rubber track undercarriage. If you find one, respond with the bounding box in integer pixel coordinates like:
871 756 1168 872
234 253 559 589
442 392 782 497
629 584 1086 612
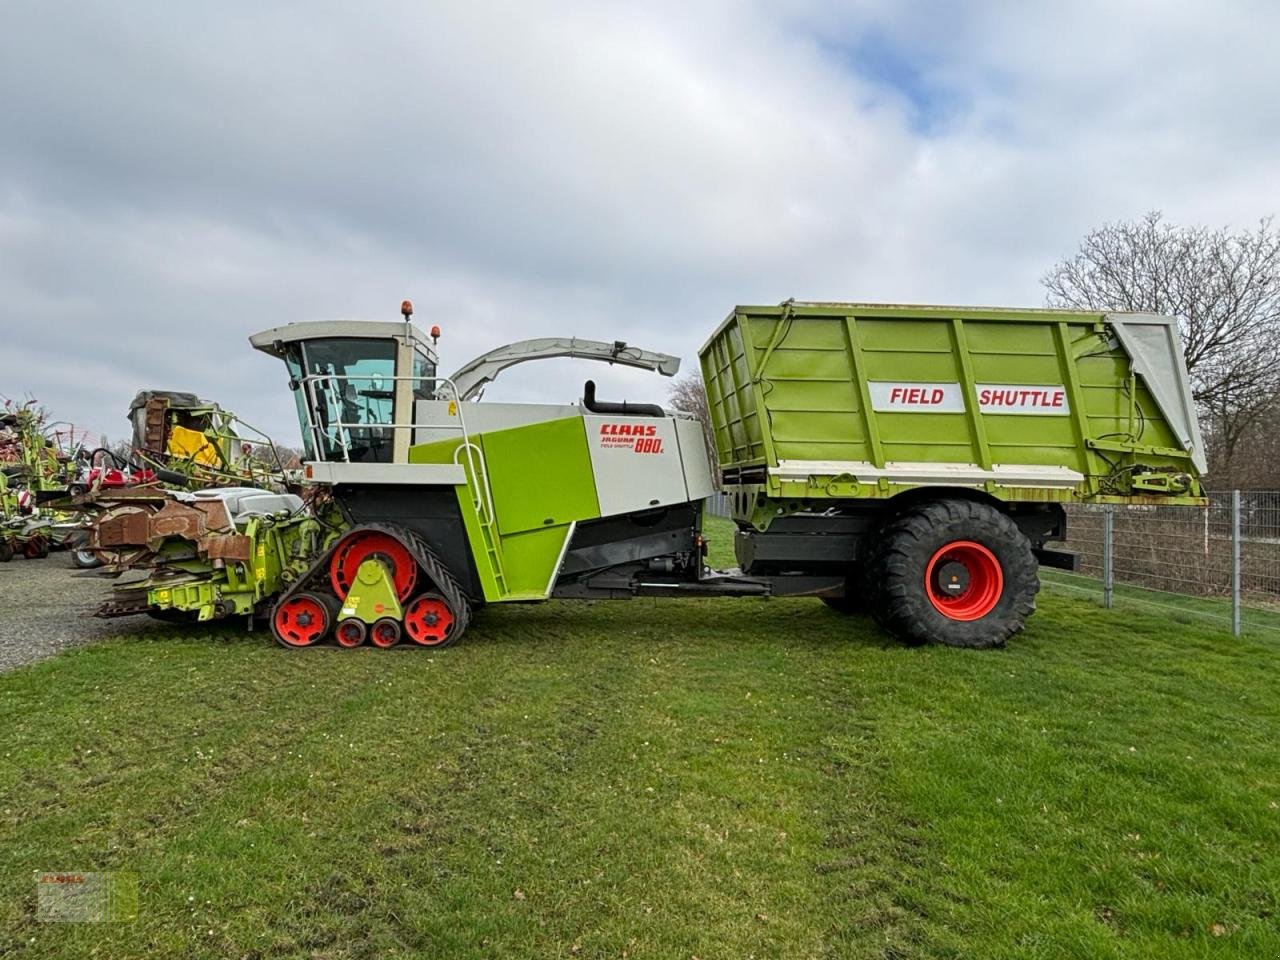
270 523 472 650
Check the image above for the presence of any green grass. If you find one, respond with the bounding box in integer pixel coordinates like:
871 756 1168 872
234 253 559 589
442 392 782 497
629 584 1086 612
2 518 1278 958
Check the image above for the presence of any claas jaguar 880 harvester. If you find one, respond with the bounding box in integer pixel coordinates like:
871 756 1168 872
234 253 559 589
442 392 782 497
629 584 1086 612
246 300 1204 650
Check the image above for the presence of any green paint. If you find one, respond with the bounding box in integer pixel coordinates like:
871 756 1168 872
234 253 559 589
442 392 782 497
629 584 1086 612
700 304 1204 511
338 557 404 623
492 526 574 599
408 416 600 604
480 417 600 535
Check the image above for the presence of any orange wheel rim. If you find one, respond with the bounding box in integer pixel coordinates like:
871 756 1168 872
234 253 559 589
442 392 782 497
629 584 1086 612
329 531 417 602
925 540 1003 621
370 619 401 648
404 595 454 646
335 619 367 648
273 595 329 647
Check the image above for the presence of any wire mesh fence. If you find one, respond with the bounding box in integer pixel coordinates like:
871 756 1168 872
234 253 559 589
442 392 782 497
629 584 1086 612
706 491 732 519
1052 490 1280 637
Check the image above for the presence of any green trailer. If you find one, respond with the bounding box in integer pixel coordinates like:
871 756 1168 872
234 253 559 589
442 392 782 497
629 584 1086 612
700 302 1206 645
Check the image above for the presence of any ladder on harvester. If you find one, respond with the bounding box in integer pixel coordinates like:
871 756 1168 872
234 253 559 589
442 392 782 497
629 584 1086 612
456 441 507 598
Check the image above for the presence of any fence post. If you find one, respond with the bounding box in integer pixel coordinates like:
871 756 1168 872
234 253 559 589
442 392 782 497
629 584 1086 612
1232 489 1241 637
1102 506 1114 610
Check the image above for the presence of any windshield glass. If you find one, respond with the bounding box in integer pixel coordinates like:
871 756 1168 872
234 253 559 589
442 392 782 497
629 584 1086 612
290 338 397 463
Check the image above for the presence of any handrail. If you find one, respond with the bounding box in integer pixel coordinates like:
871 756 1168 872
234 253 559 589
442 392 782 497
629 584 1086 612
293 373 494 523
453 442 494 519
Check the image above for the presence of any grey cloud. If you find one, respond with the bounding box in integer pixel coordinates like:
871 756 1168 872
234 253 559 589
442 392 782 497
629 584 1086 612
2 1 1278 444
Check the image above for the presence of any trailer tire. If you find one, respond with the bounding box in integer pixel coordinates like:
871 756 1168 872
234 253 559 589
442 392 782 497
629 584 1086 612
0 540 12 563
870 499 1038 649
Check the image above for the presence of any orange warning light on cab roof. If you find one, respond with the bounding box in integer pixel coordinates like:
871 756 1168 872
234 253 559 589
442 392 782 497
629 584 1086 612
401 300 413 318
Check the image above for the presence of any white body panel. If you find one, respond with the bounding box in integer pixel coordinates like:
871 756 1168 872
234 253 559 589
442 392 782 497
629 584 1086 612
584 414 691 516
770 460 1084 489
304 461 466 485
674 418 716 502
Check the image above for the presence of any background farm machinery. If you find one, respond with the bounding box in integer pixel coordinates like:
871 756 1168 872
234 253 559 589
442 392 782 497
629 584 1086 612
0 400 85 561
45 388 357 623
73 390 291 497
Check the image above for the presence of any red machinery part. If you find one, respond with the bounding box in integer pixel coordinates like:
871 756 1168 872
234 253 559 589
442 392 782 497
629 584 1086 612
329 530 418 603
335 618 368 648
22 535 50 560
404 592 455 646
925 540 1003 621
87 466 158 488
272 593 331 647
370 617 402 648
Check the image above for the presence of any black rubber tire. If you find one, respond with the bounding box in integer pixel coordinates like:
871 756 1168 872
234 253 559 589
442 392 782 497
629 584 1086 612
869 499 1038 649
0 539 12 563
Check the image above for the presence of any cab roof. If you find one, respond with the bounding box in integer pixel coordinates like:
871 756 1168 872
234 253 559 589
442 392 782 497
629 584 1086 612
248 320 434 360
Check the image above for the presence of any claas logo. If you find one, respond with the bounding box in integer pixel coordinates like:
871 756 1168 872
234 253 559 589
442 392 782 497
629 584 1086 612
599 423 657 437
599 422 664 454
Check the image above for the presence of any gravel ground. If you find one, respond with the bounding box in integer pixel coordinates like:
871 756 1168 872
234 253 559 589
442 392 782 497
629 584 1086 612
0 553 126 672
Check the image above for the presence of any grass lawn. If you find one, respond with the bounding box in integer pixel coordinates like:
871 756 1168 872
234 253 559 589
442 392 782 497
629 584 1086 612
2 517 1278 958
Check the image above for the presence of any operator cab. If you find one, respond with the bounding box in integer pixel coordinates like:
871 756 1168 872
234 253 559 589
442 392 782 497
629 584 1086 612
249 312 438 464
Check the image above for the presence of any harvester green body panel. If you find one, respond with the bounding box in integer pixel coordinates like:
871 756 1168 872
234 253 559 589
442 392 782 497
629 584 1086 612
339 558 405 623
483 417 600 534
700 303 1205 514
407 406 705 604
406 426 579 603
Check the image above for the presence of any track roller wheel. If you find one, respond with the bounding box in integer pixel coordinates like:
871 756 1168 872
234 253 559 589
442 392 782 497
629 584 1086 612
329 530 418 603
370 617 402 648
272 593 332 648
404 592 459 647
335 618 368 648
23 535 50 560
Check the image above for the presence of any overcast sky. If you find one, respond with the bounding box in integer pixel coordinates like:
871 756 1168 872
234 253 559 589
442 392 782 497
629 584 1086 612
2 1 1277 446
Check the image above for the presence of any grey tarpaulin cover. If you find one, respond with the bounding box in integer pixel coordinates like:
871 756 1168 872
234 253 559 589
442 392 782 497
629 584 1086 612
1107 313 1208 475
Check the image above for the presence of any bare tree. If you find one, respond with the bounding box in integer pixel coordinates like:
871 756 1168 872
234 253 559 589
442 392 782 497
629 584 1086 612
1042 212 1280 483
666 372 720 484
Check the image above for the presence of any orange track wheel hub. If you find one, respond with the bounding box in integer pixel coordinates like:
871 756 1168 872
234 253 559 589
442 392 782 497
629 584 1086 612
370 617 402 648
404 593 455 646
273 594 331 647
335 618 368 648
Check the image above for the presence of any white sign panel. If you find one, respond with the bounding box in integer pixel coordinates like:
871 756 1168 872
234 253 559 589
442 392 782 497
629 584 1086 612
869 381 965 413
977 384 1069 416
